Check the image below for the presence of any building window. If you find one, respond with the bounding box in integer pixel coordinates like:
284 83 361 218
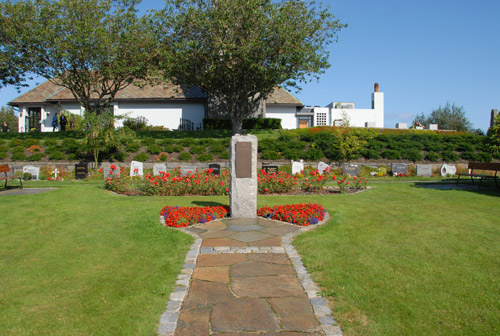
26 107 41 132
316 112 327 126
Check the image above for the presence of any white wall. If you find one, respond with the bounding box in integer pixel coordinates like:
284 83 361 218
266 105 297 129
114 102 205 130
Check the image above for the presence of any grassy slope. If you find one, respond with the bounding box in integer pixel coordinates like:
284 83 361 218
0 185 204 335
290 184 500 336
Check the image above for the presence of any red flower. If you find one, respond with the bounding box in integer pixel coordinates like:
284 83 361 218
110 164 117 171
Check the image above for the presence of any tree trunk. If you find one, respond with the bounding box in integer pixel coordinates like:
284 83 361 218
231 117 243 135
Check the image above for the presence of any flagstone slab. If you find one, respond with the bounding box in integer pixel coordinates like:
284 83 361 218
174 307 210 336
197 254 247 267
249 236 283 247
193 266 230 283
201 238 248 247
268 297 321 331
226 224 265 232
231 231 273 242
257 218 287 227
199 229 235 239
231 261 294 278
211 298 280 333
196 221 228 230
181 280 234 310
261 225 300 236
212 332 322 336
248 253 290 265
231 275 304 298
222 218 260 226
185 227 207 235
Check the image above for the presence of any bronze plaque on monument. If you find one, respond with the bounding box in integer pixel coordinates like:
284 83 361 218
235 142 252 178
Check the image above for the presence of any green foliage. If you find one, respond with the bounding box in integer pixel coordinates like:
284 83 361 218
401 149 423 162
27 153 44 161
441 151 459 162
178 152 192 161
123 116 148 131
132 152 149 162
219 151 230 159
146 144 163 155
11 152 26 160
425 152 440 162
0 152 7 160
48 150 66 160
382 149 401 160
0 103 20 134
189 145 206 154
156 0 344 134
412 103 472 132
209 144 228 155
487 114 500 158
179 138 195 147
12 145 25 154
2 0 154 115
261 150 281 160
141 137 156 146
171 144 183 153
125 141 141 153
302 148 324 161
196 153 214 162
203 118 282 130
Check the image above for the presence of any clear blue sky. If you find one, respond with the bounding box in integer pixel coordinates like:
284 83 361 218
1 0 499 132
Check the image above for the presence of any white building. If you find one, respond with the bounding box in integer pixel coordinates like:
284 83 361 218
270 83 384 129
9 80 384 131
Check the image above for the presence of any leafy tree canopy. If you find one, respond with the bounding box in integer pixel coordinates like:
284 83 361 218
0 105 18 132
412 103 473 132
487 114 500 158
153 0 345 134
1 0 154 114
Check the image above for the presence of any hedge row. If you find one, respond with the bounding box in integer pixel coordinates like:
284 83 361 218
203 118 282 130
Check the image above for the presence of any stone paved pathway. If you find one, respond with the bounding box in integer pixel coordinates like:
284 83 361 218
157 217 342 336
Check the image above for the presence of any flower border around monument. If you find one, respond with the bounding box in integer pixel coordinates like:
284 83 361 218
160 203 326 228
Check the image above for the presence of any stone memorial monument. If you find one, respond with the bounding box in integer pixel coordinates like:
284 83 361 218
208 163 221 176
317 161 330 175
74 162 88 180
291 160 304 175
181 166 197 176
230 134 257 218
440 164 457 177
262 165 278 174
391 163 409 175
153 163 167 176
23 166 40 180
416 164 432 177
342 164 359 176
130 161 144 177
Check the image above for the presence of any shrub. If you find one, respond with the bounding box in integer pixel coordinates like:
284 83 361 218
460 152 479 161
9 139 23 147
156 152 169 161
61 138 81 154
0 152 7 160
219 152 230 159
140 137 156 146
179 138 195 147
178 152 192 161
160 138 174 146
197 153 214 162
133 152 149 162
27 153 44 161
190 145 206 154
363 149 382 160
476 152 492 162
147 144 163 154
261 150 281 160
43 139 58 147
282 148 303 160
209 144 227 154
382 149 401 160
401 149 423 162
12 145 25 154
425 152 440 162
171 144 183 153
27 145 43 154
0 145 8 153
11 152 26 161
48 151 66 160
203 118 282 130
126 142 141 152
123 116 148 131
111 150 128 162
23 139 40 148
441 151 459 162
302 148 324 161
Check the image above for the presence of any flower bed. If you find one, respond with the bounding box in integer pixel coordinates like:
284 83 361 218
160 203 326 227
160 205 230 227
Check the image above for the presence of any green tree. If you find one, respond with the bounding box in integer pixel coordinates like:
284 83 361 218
0 106 18 133
1 0 154 115
154 0 345 134
487 114 500 158
412 103 472 132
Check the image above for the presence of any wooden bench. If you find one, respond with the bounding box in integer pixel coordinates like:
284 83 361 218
457 162 500 188
0 164 23 189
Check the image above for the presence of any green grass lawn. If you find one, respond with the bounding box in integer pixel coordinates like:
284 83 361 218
1 182 499 335
290 183 500 336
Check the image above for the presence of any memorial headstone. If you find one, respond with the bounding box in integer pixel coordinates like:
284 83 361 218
181 166 197 176
153 163 167 176
230 134 258 218
130 161 144 177
104 165 120 180
291 160 304 175
416 164 432 177
440 164 457 177
342 164 359 176
262 165 278 175
391 163 409 176
317 161 330 175
74 163 88 180
23 166 40 180
208 163 221 176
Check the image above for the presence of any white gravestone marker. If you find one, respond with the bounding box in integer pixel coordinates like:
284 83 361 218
181 166 197 176
416 164 432 177
22 166 40 180
440 164 457 177
130 161 144 177
291 160 304 175
317 161 330 175
153 163 167 176
54 168 59 178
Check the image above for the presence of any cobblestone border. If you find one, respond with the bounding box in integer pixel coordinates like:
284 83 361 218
157 214 343 336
